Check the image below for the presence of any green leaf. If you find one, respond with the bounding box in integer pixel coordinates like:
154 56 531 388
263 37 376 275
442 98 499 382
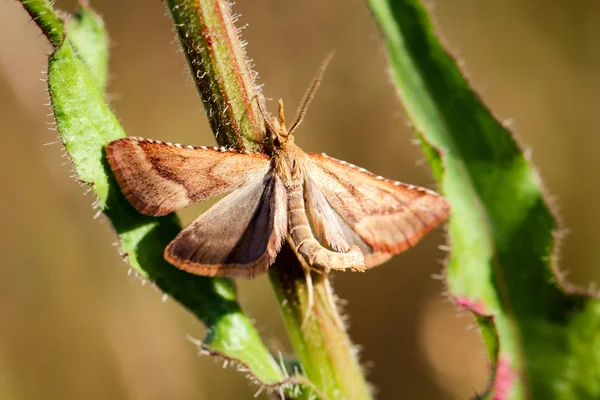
65 8 109 93
367 0 600 399
21 1 287 387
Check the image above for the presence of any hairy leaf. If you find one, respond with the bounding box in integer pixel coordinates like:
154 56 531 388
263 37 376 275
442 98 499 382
367 0 600 399
22 1 286 387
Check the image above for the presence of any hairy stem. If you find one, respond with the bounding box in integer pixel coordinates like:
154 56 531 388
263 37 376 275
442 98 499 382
270 247 372 399
20 0 64 46
165 0 371 398
166 0 264 151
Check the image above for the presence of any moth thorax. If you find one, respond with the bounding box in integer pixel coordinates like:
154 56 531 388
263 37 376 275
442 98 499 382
274 146 304 187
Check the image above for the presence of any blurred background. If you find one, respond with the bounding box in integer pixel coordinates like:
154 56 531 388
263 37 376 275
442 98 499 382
1 0 599 399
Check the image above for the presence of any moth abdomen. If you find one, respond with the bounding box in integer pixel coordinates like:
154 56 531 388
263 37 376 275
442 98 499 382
287 185 365 271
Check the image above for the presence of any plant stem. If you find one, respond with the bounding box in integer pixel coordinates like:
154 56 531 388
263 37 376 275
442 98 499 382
19 0 64 46
269 247 372 399
165 0 372 398
166 0 264 151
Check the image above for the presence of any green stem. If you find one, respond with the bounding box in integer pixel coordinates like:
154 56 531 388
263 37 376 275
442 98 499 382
166 0 264 151
165 0 372 398
269 247 372 399
19 0 64 46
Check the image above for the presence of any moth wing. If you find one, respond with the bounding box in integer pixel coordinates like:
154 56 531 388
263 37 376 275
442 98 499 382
165 172 287 278
304 177 352 253
304 176 393 268
106 137 270 216
305 153 450 268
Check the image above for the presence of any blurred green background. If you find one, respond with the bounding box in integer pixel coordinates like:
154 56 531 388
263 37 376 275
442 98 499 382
1 1 599 399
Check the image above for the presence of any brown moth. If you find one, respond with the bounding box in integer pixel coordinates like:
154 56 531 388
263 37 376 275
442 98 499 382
105 62 450 279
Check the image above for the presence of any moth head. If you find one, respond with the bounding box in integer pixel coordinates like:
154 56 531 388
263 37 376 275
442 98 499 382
258 97 294 151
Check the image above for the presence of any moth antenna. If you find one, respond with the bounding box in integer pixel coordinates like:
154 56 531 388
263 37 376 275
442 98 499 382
288 50 335 135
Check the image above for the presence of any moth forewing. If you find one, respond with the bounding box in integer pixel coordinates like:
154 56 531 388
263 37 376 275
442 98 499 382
305 153 450 267
105 137 270 216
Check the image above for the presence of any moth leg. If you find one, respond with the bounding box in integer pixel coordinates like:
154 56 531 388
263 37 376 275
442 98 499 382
286 237 316 328
323 272 346 332
301 261 315 329
288 187 365 272
285 238 346 331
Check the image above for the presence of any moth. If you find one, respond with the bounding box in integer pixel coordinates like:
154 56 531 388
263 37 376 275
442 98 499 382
105 61 450 279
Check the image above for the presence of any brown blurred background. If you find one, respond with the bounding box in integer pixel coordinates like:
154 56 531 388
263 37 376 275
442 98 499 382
1 0 599 399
